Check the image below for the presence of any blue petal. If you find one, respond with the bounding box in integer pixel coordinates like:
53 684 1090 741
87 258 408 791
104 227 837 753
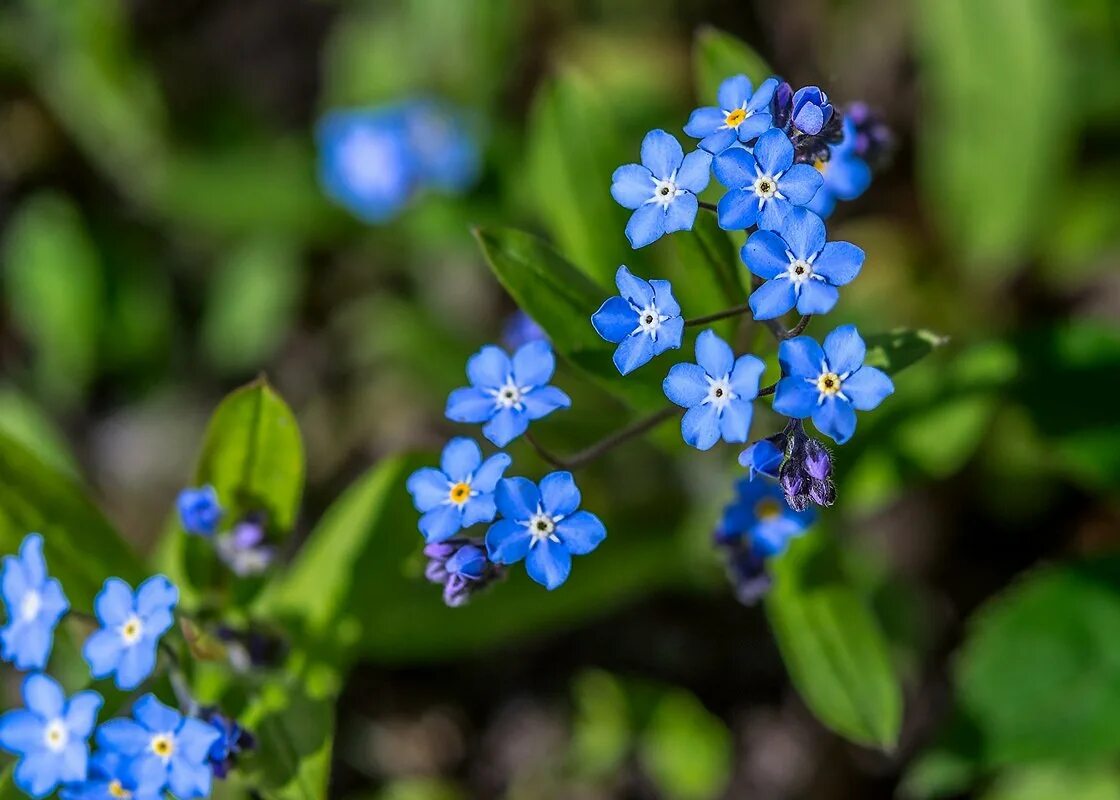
653 317 685 356
796 280 839 315
751 516 805 557
135 576 177 618
177 717 221 762
4 621 51 671
650 279 680 317
440 437 482 482
82 629 122 679
406 468 450 512
460 495 497 528
24 673 64 718
717 75 752 109
610 164 654 209
446 545 487 580
749 279 796 320
2 554 29 607
466 345 512 390
778 336 826 379
813 242 864 285
592 295 638 343
472 452 512 493
625 204 666 249
512 340 556 387
555 511 606 555
778 164 824 205
168 758 211 800
780 207 826 261
539 471 581 517
742 230 790 279
720 399 753 443
757 197 790 232
747 78 779 111
15 750 60 798
613 333 656 375
699 128 738 155
812 397 857 444
664 193 698 234
446 387 496 424
712 148 756 189
823 325 866 375
495 477 540 520
0 710 44 754
64 692 103 738
681 404 721 450
772 377 819 418
807 185 837 218
134 695 182 735
738 440 784 479
115 641 158 690
486 519 532 564
95 719 150 755
640 129 683 178
827 156 871 200
684 106 725 139
663 363 709 408
521 386 570 420
730 354 765 398
753 129 793 175
793 103 824 135
717 189 759 230
675 149 712 194
419 505 462 544
128 754 168 794
525 539 572 590
736 113 772 142
842 366 894 411
695 329 734 377
18 535 46 587
614 265 654 307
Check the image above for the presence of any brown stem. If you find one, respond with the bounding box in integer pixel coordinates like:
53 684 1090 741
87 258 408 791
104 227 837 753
684 303 752 327
525 407 680 471
698 200 718 212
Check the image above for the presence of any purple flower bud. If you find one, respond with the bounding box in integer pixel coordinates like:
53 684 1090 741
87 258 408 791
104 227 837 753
215 519 274 576
771 81 794 130
200 709 256 779
791 86 833 135
843 102 894 170
423 539 502 607
803 439 833 481
778 421 836 511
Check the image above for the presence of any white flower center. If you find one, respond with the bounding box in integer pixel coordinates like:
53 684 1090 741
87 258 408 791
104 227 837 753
43 719 68 752
703 375 737 413
19 590 41 622
751 166 785 208
527 508 561 547
787 258 814 284
119 615 144 645
490 376 529 410
647 171 684 209
633 303 668 339
150 733 175 761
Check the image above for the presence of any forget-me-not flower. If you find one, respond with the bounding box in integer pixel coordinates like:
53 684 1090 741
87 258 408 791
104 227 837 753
738 435 785 481
502 311 547 350
773 325 894 445
790 86 833 136
806 116 873 218
177 486 222 537
663 330 765 451
742 207 864 319
486 472 606 590
0 673 102 798
446 341 571 447
60 751 161 800
407 438 512 543
82 576 178 690
96 694 220 800
718 478 815 558
591 266 684 375
1 533 68 671
713 128 822 231
611 129 712 248
317 108 415 223
684 75 778 154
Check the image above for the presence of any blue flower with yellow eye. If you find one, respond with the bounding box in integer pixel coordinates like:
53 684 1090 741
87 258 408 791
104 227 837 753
685 75 778 154
717 477 815 558
82 576 178 690
60 751 161 800
1 533 69 671
713 128 823 231
807 116 872 218
406 438 511 543
591 266 684 375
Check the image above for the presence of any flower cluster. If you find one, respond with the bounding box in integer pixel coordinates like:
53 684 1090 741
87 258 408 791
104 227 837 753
0 534 250 799
177 487 275 576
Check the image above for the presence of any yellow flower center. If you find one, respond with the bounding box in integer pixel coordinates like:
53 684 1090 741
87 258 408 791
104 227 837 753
817 372 842 396
448 482 471 505
150 734 175 759
725 108 747 128
813 158 828 174
108 781 132 799
754 498 783 520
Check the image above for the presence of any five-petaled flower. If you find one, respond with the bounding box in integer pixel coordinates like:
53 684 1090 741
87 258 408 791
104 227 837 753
807 116 872 218
1 534 69 671
684 75 778 154
717 478 815 558
177 486 222 537
446 341 571 448
407 438 512 542
663 330 765 451
611 129 712 248
773 325 894 445
713 128 822 231
82 576 178 690
591 266 684 375
742 207 864 319
60 751 161 800
485 472 606 590
0 673 102 798
96 694 220 800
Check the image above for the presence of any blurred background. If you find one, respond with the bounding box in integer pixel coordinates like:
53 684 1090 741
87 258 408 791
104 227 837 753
0 0 1118 798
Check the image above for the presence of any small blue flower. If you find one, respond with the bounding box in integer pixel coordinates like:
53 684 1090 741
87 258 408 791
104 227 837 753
399 99 480 194
486 472 606 590
773 325 894 445
60 751 161 800
96 695 220 800
200 710 254 779
215 520 274 577
317 108 415 223
446 341 571 447
719 478 815 557
0 673 102 798
663 330 765 451
502 311 547 350
790 86 833 136
82 576 178 690
611 129 712 248
684 75 779 154
591 266 684 375
713 128 823 231
176 486 222 537
742 207 864 319
1 534 68 671
738 436 785 481
806 117 872 218
406 438 512 543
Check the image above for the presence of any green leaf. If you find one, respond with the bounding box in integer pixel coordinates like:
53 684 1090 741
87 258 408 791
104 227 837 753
672 211 748 314
766 531 903 749
981 764 1120 800
693 26 772 102
639 689 732 800
862 329 949 376
570 670 632 778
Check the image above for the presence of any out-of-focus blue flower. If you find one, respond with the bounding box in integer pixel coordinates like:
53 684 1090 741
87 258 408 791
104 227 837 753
773 325 894 445
806 117 872 218
60 751 161 800
611 130 712 248
399 99 480 194
201 710 254 780
720 545 772 606
713 128 822 231
0 674 101 798
446 341 571 447
502 311 547 350
406 438 512 543
663 330 765 451
844 102 894 169
717 478 814 558
591 266 684 375
177 486 222 537
82 576 178 690
684 75 778 154
738 434 785 481
742 207 864 319
317 108 415 223
1 534 68 671
791 87 833 136
423 541 501 607
96 695 219 800
215 520 274 577
486 472 606 590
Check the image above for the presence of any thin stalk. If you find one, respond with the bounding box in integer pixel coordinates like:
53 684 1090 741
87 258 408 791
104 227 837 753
526 407 680 471
684 303 752 327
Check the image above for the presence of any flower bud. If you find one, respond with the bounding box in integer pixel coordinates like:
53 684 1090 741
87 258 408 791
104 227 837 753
422 540 503 607
778 421 836 512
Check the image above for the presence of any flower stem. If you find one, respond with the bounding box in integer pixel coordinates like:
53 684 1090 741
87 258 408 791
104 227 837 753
526 406 680 470
698 200 718 212
684 303 752 327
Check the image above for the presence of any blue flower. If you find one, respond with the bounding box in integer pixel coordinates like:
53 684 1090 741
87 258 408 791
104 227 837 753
790 86 833 136
806 117 872 218
662 330 765 451
591 266 684 375
773 325 894 445
0 673 102 798
1 534 68 671
406 438 512 543
713 128 823 231
200 710 254 779
485 472 606 590
611 129 712 248
738 436 785 481
82 576 178 690
60 751 161 800
96 695 220 800
742 207 864 319
317 108 415 223
399 99 480 195
446 341 571 447
176 486 222 537
719 478 814 557
684 75 779 154
502 311 547 350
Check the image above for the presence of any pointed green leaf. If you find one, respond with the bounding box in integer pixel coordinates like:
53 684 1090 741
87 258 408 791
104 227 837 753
863 329 949 375
693 26 772 102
